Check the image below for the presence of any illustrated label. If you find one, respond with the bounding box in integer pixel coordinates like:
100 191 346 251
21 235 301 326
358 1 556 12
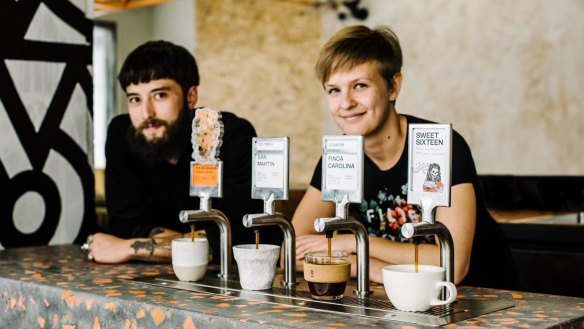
191 107 223 164
407 124 452 207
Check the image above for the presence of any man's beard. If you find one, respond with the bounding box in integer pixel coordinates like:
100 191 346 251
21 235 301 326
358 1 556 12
126 107 192 165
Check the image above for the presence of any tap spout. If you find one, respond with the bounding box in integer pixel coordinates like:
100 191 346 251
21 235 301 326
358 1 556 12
314 216 372 298
242 213 297 287
401 221 454 291
179 209 232 279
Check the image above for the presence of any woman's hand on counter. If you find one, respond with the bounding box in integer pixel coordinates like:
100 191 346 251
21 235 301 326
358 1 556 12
295 234 354 260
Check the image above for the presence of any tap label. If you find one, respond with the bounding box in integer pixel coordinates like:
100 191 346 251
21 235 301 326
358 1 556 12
407 124 452 207
191 164 218 187
321 135 364 204
251 137 289 201
189 108 224 198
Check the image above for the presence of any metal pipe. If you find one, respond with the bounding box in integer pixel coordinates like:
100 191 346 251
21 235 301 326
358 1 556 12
179 209 232 279
242 213 297 287
314 216 372 298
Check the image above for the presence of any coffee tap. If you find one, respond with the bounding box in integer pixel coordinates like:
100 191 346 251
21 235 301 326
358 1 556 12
313 195 372 298
179 195 232 279
242 194 297 288
401 197 454 289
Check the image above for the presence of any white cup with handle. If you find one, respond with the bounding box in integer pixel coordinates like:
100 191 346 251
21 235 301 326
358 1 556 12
382 264 457 312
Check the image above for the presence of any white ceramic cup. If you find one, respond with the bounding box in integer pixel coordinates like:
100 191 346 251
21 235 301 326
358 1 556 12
382 264 457 312
233 244 280 290
171 238 209 282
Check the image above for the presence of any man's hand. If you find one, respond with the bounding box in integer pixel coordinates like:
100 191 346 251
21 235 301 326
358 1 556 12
90 233 133 263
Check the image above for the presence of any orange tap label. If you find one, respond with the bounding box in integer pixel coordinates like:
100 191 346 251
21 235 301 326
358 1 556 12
191 164 218 187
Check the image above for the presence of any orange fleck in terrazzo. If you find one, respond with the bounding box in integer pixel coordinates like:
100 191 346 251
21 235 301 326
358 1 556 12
284 313 307 317
257 310 283 314
85 299 94 310
104 302 117 312
65 296 75 308
61 290 71 299
93 278 112 284
140 271 159 276
17 295 25 310
93 316 100 329
136 309 145 318
216 303 230 307
183 316 196 329
151 307 165 325
512 293 523 299
37 317 46 328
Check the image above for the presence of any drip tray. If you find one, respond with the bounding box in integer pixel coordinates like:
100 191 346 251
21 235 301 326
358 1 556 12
131 271 514 327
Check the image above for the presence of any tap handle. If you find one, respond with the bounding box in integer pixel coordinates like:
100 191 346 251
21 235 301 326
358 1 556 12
242 213 266 228
179 210 209 223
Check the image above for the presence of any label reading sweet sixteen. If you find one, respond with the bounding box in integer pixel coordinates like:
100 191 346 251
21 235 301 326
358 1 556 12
415 131 444 146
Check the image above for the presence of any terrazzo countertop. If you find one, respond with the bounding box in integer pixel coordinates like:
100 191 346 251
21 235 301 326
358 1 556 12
1 244 583 328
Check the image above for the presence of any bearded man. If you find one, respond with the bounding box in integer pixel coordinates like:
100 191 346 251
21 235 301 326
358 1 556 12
87 41 280 264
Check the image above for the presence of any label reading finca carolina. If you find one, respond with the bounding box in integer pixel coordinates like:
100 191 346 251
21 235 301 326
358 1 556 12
324 138 360 191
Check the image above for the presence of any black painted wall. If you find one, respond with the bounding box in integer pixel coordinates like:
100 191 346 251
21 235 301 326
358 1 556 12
0 0 95 248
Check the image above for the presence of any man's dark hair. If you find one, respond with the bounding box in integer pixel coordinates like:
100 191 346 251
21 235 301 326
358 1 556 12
118 40 199 94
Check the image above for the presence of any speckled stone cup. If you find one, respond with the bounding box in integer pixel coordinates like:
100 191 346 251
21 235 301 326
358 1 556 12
233 244 280 290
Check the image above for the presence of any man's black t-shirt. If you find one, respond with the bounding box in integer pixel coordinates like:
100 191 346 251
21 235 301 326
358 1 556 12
105 111 282 263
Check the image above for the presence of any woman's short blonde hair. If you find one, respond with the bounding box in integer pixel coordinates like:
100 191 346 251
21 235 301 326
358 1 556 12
315 25 402 92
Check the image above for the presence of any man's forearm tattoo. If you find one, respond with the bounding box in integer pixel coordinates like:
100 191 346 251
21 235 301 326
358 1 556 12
131 238 157 256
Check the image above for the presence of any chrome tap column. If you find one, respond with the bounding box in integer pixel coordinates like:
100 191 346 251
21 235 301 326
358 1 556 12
316 136 372 298
179 198 232 279
314 197 371 297
405 124 454 298
179 108 232 279
401 196 455 285
243 137 297 287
